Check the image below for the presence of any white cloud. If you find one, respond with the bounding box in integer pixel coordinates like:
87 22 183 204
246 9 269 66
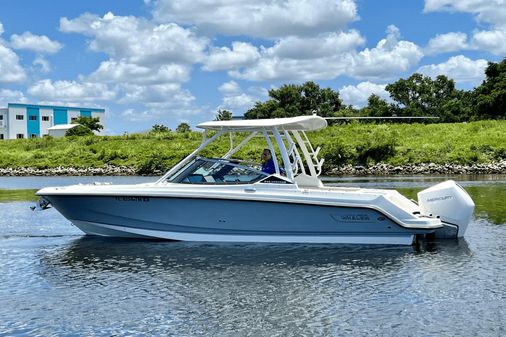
80 74 199 117
423 28 505 57
424 0 506 28
27 79 116 102
339 82 389 107
229 25 422 82
227 31 364 81
218 81 242 95
216 81 259 114
349 25 423 79
0 89 28 106
60 12 208 116
60 12 208 65
425 32 468 55
423 1 506 55
121 108 196 123
471 29 506 55
121 98 201 122
417 55 488 84
203 42 260 71
121 107 200 124
229 55 346 81
151 0 358 39
10 32 63 54
118 83 194 107
269 30 364 59
222 93 257 112
0 43 26 83
33 56 51 73
88 60 190 84
0 21 26 82
117 83 201 121
121 109 157 123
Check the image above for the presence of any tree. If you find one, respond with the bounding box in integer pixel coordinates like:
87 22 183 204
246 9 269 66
151 124 170 132
362 95 392 117
215 109 232 121
176 122 191 133
65 125 94 136
473 58 506 119
302 82 342 117
245 81 342 119
72 116 103 132
335 104 360 116
385 73 465 122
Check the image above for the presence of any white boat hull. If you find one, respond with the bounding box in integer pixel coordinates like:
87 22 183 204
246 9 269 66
37 184 444 246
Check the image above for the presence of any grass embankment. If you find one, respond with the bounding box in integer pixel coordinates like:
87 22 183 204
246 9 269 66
0 120 504 173
0 189 37 202
315 120 506 169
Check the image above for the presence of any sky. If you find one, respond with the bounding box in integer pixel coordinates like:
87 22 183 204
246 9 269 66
0 0 504 134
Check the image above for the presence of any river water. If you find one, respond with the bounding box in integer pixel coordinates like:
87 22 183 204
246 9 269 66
0 175 505 336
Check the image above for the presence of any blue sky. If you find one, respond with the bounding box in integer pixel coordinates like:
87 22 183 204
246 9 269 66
0 0 503 134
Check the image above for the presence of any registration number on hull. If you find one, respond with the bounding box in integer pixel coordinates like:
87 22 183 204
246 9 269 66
114 196 150 202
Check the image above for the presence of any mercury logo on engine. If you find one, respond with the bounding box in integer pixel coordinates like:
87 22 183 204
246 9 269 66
426 195 453 202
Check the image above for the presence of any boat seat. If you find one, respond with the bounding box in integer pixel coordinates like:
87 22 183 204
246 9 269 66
294 174 323 188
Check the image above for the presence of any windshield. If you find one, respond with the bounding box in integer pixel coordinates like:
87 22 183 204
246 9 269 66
167 157 268 184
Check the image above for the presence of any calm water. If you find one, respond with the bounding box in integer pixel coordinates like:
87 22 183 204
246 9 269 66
0 175 505 336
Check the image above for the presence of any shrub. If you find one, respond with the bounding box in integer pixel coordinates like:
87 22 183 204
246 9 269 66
137 154 170 175
176 122 191 133
494 147 506 160
321 140 353 170
355 126 398 165
66 125 94 137
151 124 170 133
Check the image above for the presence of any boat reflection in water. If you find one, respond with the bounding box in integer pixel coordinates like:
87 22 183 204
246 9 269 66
41 236 472 275
36 116 475 245
34 237 473 335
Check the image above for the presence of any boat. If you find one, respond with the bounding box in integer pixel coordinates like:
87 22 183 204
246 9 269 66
35 115 475 245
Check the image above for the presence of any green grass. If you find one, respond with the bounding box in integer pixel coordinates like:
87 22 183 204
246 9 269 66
0 189 37 202
313 120 506 169
0 120 505 173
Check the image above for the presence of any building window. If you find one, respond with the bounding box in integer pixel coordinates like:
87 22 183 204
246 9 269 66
16 115 24 120
0 134 4 140
29 115 37 121
42 116 50 122
0 115 3 120
31 134 38 138
16 134 24 139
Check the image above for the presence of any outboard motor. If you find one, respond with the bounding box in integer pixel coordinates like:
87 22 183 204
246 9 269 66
417 180 475 238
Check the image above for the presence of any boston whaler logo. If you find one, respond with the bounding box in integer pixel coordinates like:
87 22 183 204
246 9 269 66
331 213 371 222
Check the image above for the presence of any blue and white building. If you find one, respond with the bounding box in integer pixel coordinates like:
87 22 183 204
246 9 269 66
0 103 105 140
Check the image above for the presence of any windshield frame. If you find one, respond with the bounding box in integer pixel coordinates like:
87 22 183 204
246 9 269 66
166 157 269 185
